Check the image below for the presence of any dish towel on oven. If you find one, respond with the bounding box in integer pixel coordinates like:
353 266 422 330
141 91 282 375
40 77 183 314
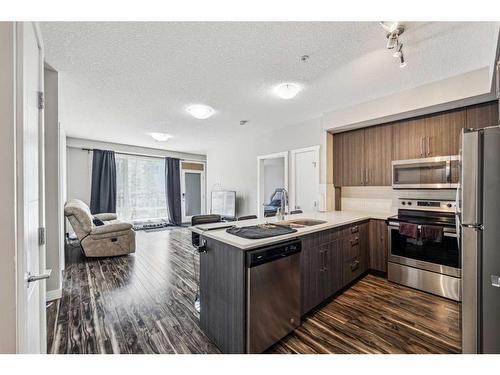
399 222 419 239
421 225 443 242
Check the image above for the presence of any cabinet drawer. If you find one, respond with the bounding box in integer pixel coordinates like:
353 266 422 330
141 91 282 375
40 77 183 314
343 237 361 260
343 256 364 286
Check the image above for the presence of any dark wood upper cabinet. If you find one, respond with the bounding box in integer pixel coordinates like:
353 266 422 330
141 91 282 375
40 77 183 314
392 117 426 160
466 101 499 129
364 124 393 186
332 133 343 187
424 109 465 157
341 129 365 186
331 101 497 187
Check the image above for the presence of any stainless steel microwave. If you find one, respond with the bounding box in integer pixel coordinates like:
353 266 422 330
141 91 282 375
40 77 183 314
392 156 459 189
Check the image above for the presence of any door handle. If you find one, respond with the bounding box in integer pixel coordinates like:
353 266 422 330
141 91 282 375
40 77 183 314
27 269 52 283
426 136 431 156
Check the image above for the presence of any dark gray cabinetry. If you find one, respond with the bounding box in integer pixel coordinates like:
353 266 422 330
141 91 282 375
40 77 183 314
341 222 369 287
300 220 369 315
200 238 246 353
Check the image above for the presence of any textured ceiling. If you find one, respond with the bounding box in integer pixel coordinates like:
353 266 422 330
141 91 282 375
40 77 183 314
41 22 499 154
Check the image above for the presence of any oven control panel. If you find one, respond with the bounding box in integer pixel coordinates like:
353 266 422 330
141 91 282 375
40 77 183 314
398 199 456 212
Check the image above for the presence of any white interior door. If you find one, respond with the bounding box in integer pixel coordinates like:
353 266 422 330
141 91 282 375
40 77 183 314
16 22 47 354
181 169 206 223
290 146 320 213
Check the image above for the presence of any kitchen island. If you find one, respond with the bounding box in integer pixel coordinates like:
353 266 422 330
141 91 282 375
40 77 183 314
189 211 392 353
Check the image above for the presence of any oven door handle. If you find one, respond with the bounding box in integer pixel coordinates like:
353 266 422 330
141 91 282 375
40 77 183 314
388 222 456 237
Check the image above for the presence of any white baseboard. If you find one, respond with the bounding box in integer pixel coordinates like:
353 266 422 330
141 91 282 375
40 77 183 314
46 288 62 301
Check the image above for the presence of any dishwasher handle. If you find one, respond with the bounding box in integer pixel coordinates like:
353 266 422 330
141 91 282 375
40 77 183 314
246 239 302 268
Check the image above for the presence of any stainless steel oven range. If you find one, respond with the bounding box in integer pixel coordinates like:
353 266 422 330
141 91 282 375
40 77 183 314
387 198 461 301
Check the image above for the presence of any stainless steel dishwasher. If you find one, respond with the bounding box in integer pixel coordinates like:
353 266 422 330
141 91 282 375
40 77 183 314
246 239 301 353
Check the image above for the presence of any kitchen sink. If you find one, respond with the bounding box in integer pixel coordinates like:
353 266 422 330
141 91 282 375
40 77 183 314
276 218 327 227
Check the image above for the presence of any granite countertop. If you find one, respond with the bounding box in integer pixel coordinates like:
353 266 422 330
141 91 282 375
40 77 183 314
189 210 394 250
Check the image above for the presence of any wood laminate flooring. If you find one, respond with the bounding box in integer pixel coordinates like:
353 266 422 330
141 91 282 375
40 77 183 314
47 228 461 354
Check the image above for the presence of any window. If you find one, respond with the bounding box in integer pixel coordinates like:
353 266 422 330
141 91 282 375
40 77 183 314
115 154 168 221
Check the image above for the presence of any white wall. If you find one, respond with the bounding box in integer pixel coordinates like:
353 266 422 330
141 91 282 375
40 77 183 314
66 137 207 211
44 66 63 299
0 21 17 353
207 117 325 217
66 146 92 206
323 67 495 132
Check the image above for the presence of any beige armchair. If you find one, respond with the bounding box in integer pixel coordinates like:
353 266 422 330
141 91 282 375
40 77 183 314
64 199 136 257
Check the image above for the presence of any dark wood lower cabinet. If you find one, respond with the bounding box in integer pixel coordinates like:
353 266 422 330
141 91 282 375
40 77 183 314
200 238 246 354
300 220 369 316
323 238 343 299
341 222 369 287
300 234 325 315
369 219 389 273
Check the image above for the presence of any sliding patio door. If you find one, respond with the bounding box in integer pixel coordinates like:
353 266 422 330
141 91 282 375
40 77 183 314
115 154 168 221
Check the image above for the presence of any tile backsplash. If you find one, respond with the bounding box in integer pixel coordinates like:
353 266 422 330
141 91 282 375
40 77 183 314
341 197 394 214
338 186 456 214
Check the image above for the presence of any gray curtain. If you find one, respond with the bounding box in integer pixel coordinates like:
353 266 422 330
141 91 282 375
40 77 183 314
90 149 117 214
165 157 182 225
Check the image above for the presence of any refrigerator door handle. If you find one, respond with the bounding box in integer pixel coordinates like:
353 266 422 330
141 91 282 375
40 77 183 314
492 275 500 288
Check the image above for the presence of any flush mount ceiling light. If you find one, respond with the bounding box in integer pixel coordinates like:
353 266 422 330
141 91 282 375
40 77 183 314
150 132 171 142
186 104 215 119
274 83 302 99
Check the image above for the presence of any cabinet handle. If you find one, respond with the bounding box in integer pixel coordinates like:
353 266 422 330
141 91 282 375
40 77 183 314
426 136 431 156
320 250 326 272
360 169 364 185
420 137 424 157
351 259 360 271
351 226 359 234
365 168 369 185
350 237 359 246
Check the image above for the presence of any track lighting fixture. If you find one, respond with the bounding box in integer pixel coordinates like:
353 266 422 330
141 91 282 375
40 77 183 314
399 54 407 68
380 22 407 68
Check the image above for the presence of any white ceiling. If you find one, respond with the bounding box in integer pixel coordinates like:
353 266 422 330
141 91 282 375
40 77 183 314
41 22 499 154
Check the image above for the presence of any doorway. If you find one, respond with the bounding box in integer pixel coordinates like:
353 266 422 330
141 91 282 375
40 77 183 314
290 145 320 214
257 152 288 218
181 163 206 223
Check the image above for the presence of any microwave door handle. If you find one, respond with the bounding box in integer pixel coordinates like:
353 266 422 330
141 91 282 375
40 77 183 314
446 159 451 183
455 164 461 248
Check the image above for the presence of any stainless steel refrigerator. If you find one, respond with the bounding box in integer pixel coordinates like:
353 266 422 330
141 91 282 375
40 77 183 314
459 125 500 354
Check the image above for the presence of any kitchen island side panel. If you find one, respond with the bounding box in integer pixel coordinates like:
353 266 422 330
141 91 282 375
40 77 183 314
200 238 246 353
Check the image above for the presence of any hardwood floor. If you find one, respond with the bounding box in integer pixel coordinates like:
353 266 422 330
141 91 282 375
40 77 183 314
269 275 461 354
47 228 461 354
